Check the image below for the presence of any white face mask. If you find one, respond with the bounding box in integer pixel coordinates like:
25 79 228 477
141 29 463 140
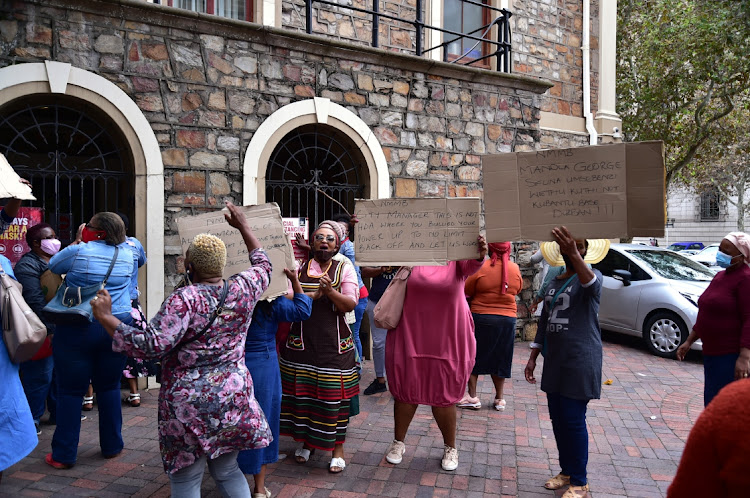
40 238 61 256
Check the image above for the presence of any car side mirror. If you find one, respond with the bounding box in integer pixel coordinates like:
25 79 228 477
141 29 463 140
613 269 632 287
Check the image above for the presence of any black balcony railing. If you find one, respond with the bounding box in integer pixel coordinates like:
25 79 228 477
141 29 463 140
305 0 512 73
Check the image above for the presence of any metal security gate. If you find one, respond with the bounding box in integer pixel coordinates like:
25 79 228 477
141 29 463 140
265 124 365 230
0 98 134 244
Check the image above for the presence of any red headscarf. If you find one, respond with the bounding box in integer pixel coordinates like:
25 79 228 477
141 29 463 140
488 242 512 294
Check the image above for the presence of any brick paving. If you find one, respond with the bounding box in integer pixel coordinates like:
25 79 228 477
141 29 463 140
0 332 704 497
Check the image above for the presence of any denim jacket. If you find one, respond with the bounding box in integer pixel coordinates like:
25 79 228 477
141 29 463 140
49 240 135 317
14 251 56 332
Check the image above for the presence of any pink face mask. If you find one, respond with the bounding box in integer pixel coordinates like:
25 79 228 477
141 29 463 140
40 238 61 256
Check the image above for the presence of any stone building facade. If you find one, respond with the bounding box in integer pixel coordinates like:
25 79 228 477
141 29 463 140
0 0 621 341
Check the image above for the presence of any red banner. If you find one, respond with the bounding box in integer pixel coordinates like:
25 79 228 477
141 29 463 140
0 207 45 267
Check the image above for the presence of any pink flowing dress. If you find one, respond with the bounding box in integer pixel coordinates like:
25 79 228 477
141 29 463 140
385 260 483 407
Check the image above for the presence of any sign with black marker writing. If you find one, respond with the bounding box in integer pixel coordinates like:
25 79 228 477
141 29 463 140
176 203 294 299
483 141 665 241
354 198 481 266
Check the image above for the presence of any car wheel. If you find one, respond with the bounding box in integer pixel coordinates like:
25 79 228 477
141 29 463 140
643 312 687 359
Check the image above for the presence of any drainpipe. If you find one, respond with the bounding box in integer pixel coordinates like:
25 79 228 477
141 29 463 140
582 0 598 145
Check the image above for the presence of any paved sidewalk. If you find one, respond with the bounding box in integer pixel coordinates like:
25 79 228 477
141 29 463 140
0 332 704 497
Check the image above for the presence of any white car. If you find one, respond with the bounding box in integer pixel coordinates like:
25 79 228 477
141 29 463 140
689 243 721 269
593 244 714 358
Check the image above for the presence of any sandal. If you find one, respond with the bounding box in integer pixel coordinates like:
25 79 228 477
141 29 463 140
127 393 141 407
544 473 571 490
493 399 506 411
294 447 314 464
561 483 590 497
45 453 72 469
82 396 94 411
329 456 346 473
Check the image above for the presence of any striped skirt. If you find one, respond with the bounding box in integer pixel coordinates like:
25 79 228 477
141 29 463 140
279 357 359 451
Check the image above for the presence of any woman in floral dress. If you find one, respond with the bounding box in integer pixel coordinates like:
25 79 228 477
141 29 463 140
91 202 272 497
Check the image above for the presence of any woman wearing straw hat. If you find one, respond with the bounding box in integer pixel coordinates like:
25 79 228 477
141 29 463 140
676 231 750 407
524 227 609 498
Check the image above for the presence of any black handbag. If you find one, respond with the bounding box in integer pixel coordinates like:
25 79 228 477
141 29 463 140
43 247 119 326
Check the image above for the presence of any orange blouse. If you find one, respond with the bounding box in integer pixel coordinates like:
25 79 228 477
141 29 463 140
464 259 522 317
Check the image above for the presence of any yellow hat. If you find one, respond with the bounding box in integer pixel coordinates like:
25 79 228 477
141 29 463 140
540 239 610 267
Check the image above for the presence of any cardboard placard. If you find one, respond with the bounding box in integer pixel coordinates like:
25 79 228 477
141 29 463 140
483 141 665 241
354 198 481 266
176 203 294 299
0 153 36 200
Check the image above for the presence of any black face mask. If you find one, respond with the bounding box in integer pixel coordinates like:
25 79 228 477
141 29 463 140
314 249 334 263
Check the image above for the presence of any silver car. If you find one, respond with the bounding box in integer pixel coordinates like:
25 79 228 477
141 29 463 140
592 244 715 358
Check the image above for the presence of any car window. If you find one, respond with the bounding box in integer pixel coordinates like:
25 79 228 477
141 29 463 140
625 249 715 281
689 243 702 250
593 250 650 281
667 244 682 251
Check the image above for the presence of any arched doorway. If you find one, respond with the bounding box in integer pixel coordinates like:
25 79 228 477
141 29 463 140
0 95 135 245
0 61 165 316
265 123 366 228
242 97 390 207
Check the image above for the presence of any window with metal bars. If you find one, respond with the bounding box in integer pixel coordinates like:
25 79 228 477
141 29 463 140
699 188 721 221
146 0 254 22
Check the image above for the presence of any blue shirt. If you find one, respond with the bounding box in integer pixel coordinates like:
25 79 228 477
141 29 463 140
245 293 312 353
49 240 135 317
0 250 38 471
124 236 147 301
339 239 363 288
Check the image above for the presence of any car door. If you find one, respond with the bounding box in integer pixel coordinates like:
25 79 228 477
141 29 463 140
593 250 649 333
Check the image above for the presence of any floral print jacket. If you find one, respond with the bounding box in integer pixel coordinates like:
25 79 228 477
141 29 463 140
112 248 273 474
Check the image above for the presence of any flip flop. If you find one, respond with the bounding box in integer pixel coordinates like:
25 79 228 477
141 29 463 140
329 456 346 473
294 447 314 464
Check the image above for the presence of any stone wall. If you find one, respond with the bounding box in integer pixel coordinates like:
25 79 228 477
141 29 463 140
0 0 550 315
511 0 599 120
282 0 419 53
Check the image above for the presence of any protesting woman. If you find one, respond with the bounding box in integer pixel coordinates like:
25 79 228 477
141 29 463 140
677 232 750 406
384 235 487 471
0 183 38 484
237 269 312 498
45 213 135 469
90 202 272 496
279 220 359 474
461 242 522 411
16 223 60 433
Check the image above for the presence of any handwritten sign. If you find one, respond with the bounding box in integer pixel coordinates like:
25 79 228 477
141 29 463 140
354 198 481 266
483 141 665 241
176 203 294 299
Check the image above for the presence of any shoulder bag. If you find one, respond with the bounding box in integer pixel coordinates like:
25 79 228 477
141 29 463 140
169 280 228 355
373 266 412 330
0 268 47 363
43 246 119 326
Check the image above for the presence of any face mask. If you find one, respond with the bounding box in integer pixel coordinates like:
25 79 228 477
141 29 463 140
81 226 106 243
40 238 61 256
716 251 737 269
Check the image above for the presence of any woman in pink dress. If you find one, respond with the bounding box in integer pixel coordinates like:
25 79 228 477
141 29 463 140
384 235 487 472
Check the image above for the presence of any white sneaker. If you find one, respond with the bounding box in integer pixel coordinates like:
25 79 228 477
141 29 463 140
441 445 458 471
385 439 406 464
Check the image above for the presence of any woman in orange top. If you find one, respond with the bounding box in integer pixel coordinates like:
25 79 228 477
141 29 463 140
460 242 522 411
